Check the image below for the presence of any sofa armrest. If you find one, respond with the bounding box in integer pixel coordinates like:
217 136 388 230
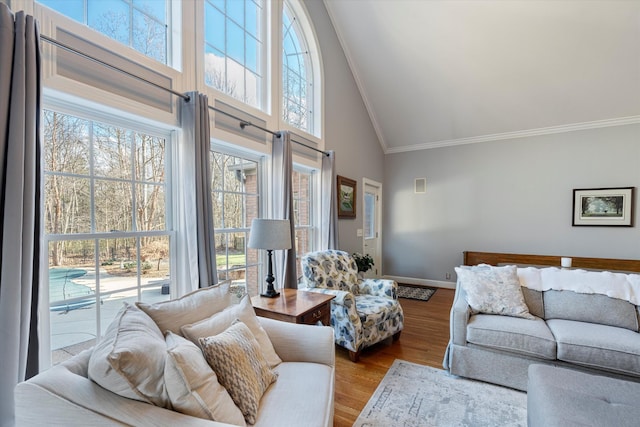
15 359 229 426
450 283 471 346
357 278 398 299
258 317 335 367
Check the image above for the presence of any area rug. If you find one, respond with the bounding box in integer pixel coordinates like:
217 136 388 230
353 360 526 427
397 284 436 301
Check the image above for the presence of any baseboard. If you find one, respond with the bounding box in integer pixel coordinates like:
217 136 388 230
383 275 456 290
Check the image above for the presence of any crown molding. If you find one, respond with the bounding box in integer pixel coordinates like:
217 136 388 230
385 116 640 154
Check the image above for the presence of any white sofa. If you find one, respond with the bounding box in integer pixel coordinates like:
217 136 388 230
444 265 640 391
15 287 335 427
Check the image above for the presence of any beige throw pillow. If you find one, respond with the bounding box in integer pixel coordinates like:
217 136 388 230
88 303 170 407
455 265 534 319
200 322 278 425
136 282 231 335
164 332 246 426
181 295 282 368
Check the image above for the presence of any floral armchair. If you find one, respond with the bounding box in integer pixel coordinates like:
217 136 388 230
300 250 404 362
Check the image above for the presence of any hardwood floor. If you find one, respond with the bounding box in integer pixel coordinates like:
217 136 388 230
333 288 455 427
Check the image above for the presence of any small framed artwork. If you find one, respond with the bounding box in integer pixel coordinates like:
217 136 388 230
337 175 357 218
572 187 635 227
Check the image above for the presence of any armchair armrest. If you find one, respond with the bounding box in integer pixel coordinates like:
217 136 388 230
302 287 363 353
358 278 398 299
258 317 335 367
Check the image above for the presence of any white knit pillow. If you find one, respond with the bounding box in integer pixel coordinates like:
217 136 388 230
456 265 534 319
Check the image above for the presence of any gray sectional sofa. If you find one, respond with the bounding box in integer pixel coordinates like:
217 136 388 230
444 266 640 391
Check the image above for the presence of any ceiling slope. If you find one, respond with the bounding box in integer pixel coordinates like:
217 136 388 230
324 0 640 153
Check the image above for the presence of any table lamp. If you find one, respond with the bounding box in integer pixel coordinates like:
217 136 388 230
248 218 292 298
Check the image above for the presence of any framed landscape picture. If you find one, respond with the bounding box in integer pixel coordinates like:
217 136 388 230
572 187 635 227
337 175 357 218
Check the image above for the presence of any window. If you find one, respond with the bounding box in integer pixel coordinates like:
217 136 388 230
204 0 265 109
211 150 261 296
292 167 315 278
38 0 170 64
44 109 173 364
282 1 314 134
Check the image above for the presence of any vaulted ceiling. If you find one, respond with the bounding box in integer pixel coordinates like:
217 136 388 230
323 0 640 153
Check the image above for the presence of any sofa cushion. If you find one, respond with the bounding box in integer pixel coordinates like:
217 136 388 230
455 265 534 319
87 303 169 407
200 321 278 425
528 364 640 427
256 362 334 427
164 332 246 426
355 294 400 327
466 314 556 360
136 283 230 335
544 290 638 331
547 319 640 376
181 294 282 368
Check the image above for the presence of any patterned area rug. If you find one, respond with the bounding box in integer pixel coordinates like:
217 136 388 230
397 284 437 301
353 360 526 427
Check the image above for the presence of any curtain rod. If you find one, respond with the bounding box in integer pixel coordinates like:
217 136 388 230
41 35 329 157
207 105 329 156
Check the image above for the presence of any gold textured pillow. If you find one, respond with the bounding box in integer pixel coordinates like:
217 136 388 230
164 332 246 426
181 295 282 368
136 282 231 334
88 303 169 407
200 322 278 424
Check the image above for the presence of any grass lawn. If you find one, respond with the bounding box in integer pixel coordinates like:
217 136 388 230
216 253 246 267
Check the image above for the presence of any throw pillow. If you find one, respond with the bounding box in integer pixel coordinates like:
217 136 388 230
164 332 246 426
181 295 282 368
136 282 231 335
200 321 278 425
87 303 170 407
455 265 534 319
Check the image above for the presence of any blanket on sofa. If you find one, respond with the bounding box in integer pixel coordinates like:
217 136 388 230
517 267 640 305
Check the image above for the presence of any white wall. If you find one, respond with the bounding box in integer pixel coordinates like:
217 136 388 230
383 124 640 283
304 0 385 254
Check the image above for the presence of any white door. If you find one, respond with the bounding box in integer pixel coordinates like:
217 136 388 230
363 179 382 277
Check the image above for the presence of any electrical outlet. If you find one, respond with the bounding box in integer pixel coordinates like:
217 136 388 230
445 272 451 280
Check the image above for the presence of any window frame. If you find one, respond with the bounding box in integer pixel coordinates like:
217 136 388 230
210 143 266 297
203 0 269 112
40 98 176 369
280 0 322 138
36 0 176 67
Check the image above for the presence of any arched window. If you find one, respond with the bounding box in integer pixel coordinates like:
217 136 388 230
282 1 318 136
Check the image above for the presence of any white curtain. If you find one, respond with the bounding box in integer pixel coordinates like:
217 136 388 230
271 131 297 289
0 4 42 426
179 92 218 290
320 150 339 249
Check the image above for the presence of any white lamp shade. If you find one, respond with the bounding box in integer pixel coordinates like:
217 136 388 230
248 219 292 250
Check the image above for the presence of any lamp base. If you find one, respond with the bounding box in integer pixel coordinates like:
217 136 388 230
260 289 280 298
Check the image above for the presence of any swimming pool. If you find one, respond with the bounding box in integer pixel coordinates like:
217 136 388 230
49 268 95 311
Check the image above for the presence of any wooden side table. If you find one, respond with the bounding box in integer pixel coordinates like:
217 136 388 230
251 288 335 326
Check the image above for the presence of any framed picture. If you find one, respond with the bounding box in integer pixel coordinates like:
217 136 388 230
337 175 357 218
572 187 635 227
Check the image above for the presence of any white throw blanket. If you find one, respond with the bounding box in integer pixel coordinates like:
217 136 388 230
517 267 640 306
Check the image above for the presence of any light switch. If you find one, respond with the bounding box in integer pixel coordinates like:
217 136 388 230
356 229 363 237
